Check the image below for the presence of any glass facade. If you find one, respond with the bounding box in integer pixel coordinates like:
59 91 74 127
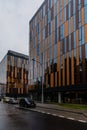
0 55 7 84
0 55 7 97
0 50 29 97
29 0 87 103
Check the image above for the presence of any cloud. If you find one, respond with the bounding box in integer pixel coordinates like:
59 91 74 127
0 0 44 61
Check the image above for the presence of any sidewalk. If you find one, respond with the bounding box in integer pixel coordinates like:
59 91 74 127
15 102 87 122
36 103 87 118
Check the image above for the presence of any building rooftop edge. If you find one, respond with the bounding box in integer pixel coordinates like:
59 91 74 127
0 83 6 85
29 0 45 24
7 50 29 60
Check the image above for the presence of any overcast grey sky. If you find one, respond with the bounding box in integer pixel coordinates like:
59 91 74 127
0 0 44 61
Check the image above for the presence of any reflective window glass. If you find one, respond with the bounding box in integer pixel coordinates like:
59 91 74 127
84 5 87 23
84 0 87 5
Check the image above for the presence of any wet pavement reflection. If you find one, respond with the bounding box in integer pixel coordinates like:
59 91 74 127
0 102 87 130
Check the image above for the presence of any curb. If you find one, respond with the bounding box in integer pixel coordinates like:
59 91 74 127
15 105 87 118
36 104 87 118
15 106 87 123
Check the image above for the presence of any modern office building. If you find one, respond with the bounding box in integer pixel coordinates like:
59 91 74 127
29 0 87 103
0 50 29 97
0 83 6 98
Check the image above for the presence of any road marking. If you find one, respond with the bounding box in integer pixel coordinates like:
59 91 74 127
78 120 87 123
37 110 41 113
47 113 51 115
52 114 57 116
41 111 46 114
67 117 75 120
58 115 65 118
17 107 87 124
32 109 37 112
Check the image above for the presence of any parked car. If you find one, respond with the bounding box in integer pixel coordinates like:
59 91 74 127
3 97 10 103
19 98 36 108
8 98 18 104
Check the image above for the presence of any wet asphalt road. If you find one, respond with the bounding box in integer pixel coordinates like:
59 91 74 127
0 102 87 130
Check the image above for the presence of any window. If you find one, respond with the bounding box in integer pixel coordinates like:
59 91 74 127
85 44 87 59
33 37 35 48
73 0 76 15
42 28 45 40
37 44 40 56
38 33 40 42
68 19 70 35
79 27 82 46
40 53 43 65
54 0 57 4
60 24 64 40
64 7 66 22
55 15 57 30
68 2 71 19
60 0 62 11
82 26 84 44
74 31 76 49
60 41 62 55
78 10 81 28
60 56 63 68
69 35 71 51
54 44 57 63
79 26 84 45
84 5 87 23
43 4 45 17
48 22 51 35
74 15 76 31
49 34 52 45
78 0 81 28
60 11 62 25
79 46 82 63
49 46 52 61
64 38 66 53
54 1 57 17
64 0 66 7
48 11 51 23
49 0 52 9
55 15 58 44
14 57 18 66
84 0 87 5
37 23 40 34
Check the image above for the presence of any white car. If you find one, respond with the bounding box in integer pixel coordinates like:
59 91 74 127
3 97 10 103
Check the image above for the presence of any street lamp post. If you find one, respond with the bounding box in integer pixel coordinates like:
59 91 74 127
32 59 44 104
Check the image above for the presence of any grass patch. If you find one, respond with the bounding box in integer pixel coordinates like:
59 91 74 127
58 103 87 110
45 102 87 110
